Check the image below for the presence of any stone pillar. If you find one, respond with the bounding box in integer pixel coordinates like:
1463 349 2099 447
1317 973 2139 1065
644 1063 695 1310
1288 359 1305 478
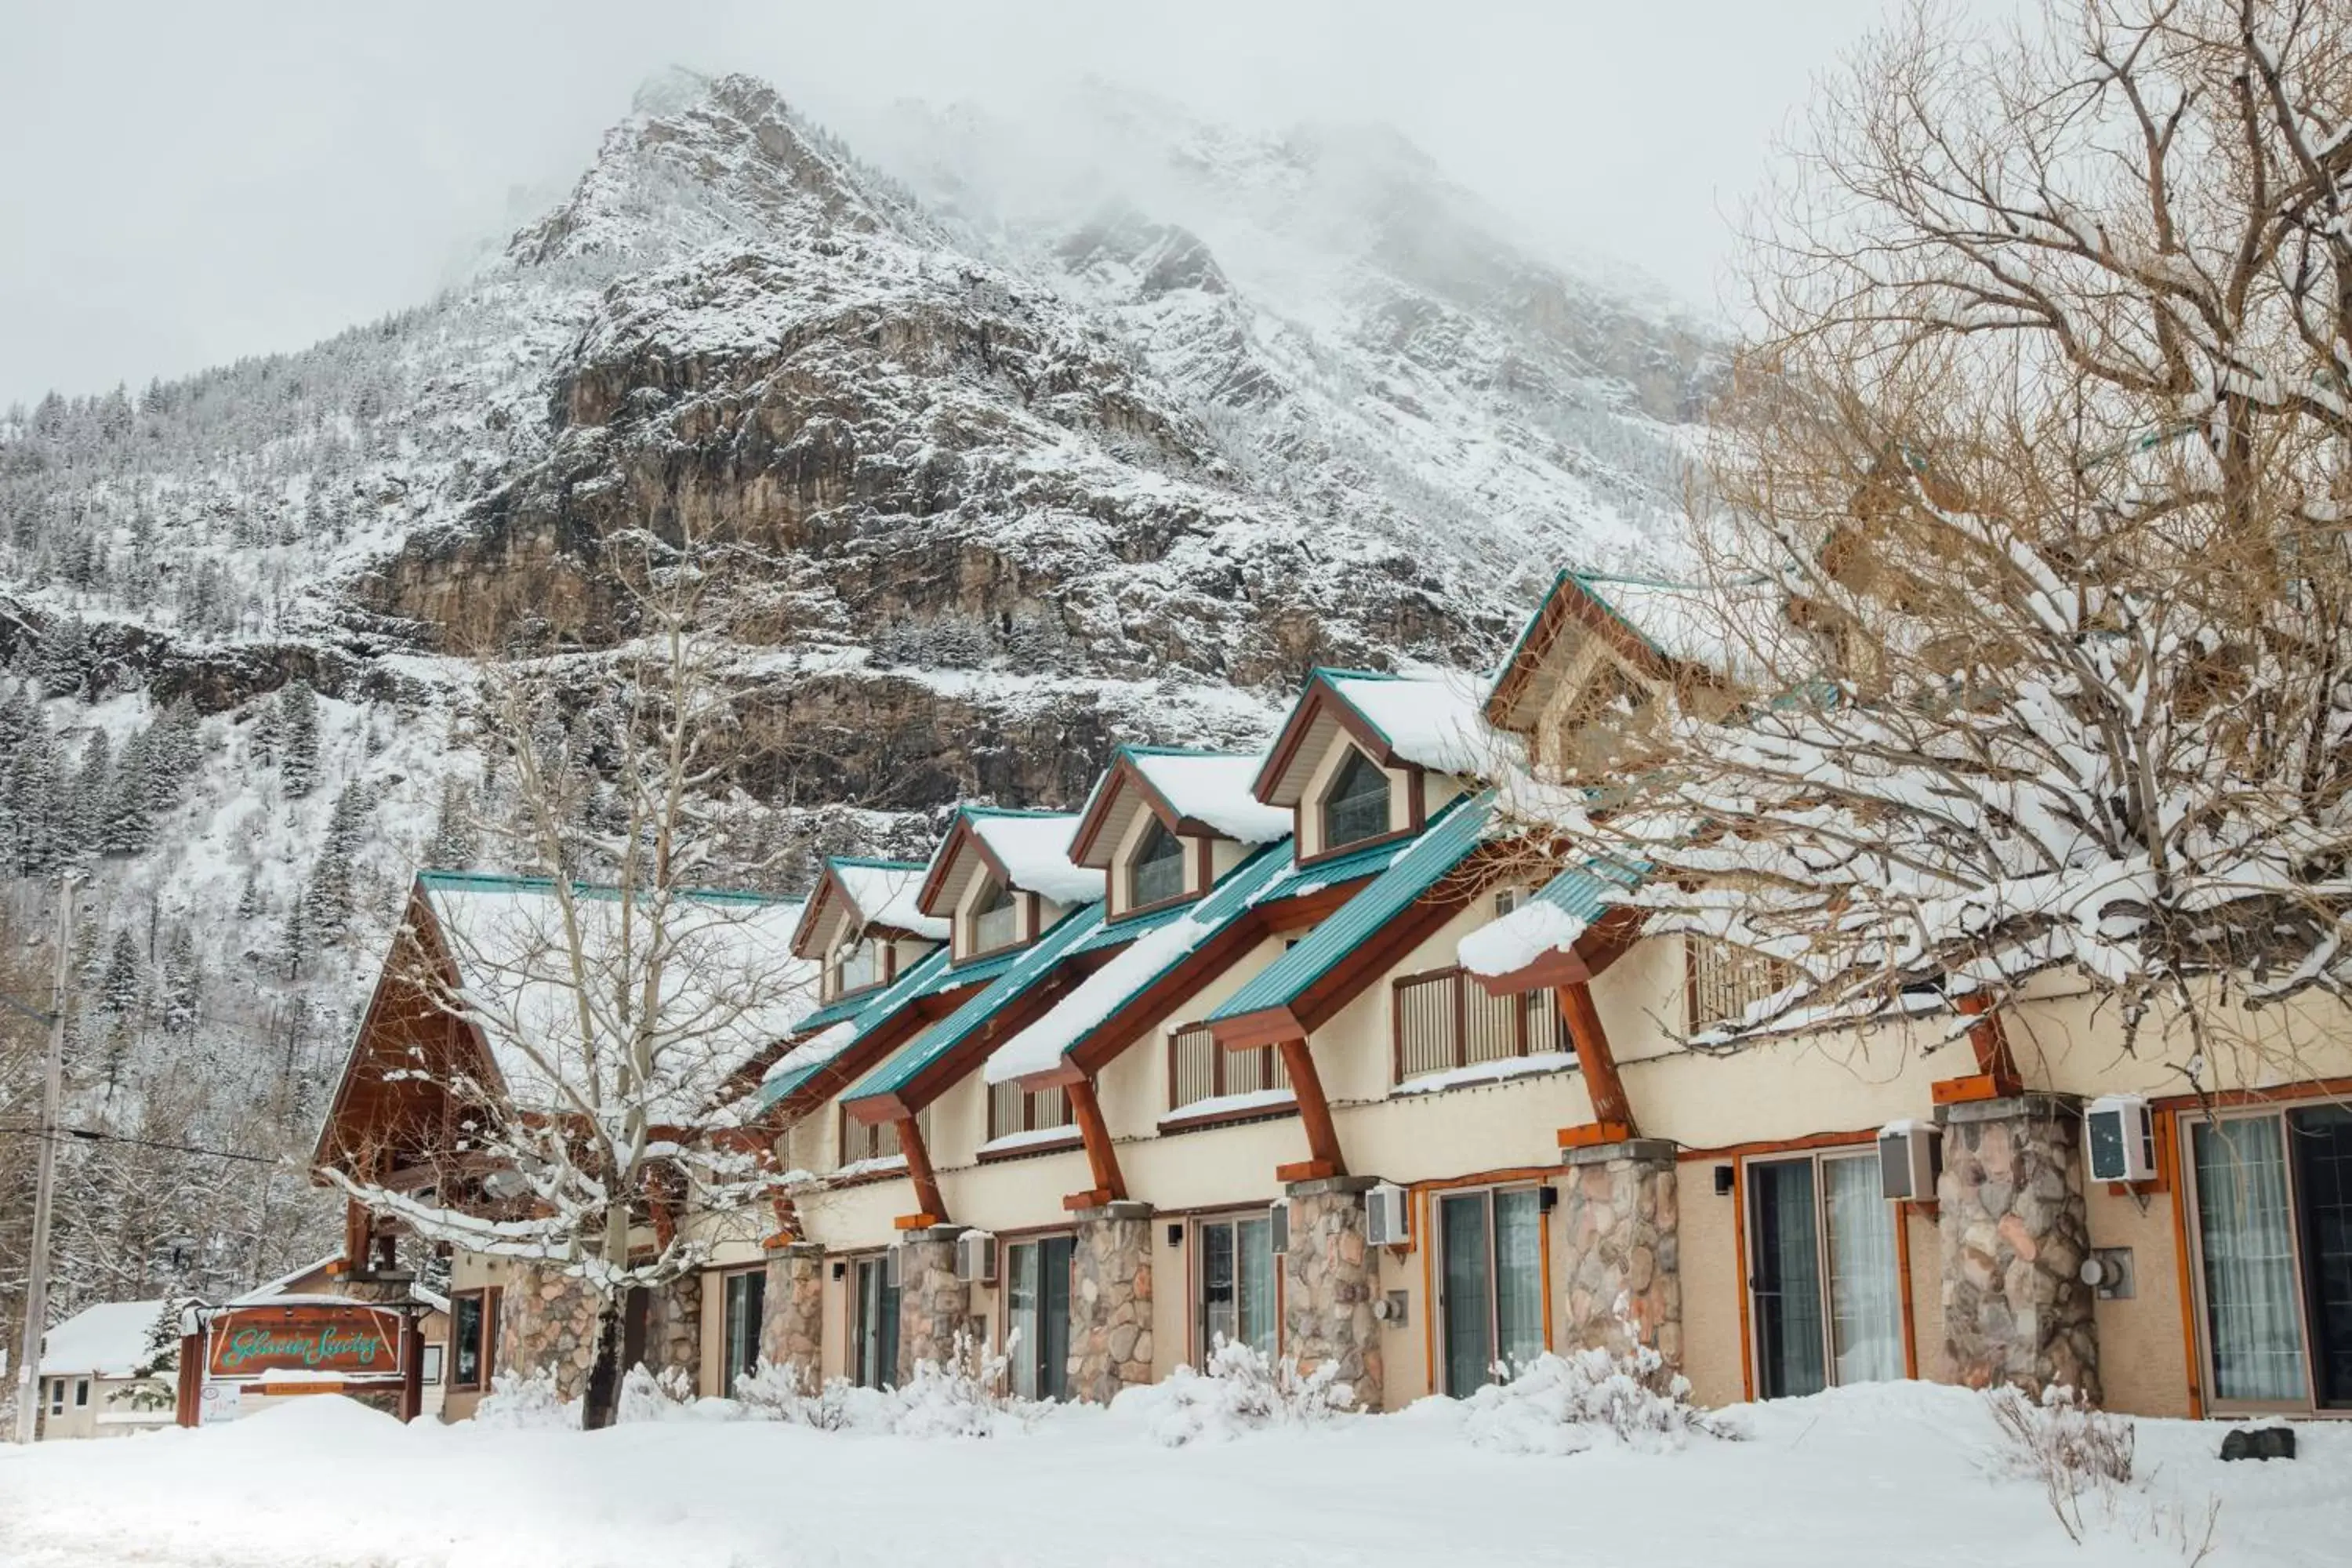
895 1226 974 1383
760 1243 826 1388
1069 1200 1155 1403
1557 1139 1681 1365
642 1272 702 1389
1936 1094 2097 1401
497 1262 601 1400
1281 1176 1381 1410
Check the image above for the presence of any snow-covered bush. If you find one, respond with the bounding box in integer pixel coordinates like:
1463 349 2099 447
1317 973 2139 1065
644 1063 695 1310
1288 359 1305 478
470 1368 579 1430
889 1333 1038 1439
617 1364 699 1423
1461 1341 1740 1457
1115 1337 1355 1447
734 1359 855 1431
1986 1385 2133 1541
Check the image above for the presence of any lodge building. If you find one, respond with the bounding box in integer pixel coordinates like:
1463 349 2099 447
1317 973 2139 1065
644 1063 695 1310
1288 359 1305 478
319 569 2352 1424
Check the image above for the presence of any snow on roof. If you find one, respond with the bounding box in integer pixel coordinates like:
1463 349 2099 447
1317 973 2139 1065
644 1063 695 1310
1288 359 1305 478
830 859 949 941
227 1253 342 1305
1128 750 1290 843
42 1300 168 1377
1570 572 1792 681
1327 670 1502 775
417 873 815 1121
967 811 1105 905
1457 860 1640 979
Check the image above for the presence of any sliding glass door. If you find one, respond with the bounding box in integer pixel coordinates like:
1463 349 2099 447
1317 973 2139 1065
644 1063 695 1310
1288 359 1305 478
1198 1214 1276 1357
1006 1235 1074 1400
852 1256 899 1391
2189 1104 2352 1411
1437 1187 1544 1393
1748 1151 1903 1399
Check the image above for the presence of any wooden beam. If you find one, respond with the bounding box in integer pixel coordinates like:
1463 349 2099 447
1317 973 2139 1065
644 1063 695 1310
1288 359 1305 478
1065 1075 1127 1202
1556 980 1637 1135
1210 1005 1308 1052
1953 991 2021 1096
898 1112 948 1224
1277 1036 1345 1178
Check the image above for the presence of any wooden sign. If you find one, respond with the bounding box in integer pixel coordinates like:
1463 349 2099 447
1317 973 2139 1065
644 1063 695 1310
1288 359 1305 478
206 1305 404 1380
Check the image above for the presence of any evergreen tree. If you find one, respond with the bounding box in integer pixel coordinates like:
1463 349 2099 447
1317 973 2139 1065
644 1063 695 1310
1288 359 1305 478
100 929 140 1015
278 681 320 799
162 927 200 1036
427 776 477 870
102 726 152 855
67 731 110 861
234 867 261 922
304 782 367 941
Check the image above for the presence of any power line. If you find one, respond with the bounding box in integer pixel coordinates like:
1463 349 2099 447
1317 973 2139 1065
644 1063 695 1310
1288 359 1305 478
0 1123 285 1166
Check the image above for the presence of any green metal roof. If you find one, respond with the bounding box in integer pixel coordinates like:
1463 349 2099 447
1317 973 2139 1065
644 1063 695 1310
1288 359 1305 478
756 944 954 1109
993 839 1297 1076
843 902 1113 1105
1207 791 1494 1023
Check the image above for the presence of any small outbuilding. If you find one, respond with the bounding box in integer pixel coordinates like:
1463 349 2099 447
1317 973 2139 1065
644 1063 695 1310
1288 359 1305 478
34 1298 185 1441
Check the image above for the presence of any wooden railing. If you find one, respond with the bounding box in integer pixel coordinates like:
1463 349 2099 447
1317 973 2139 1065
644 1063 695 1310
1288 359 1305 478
1167 1022 1290 1112
1392 967 1566 1083
840 1102 936 1167
1686 938 1795 1033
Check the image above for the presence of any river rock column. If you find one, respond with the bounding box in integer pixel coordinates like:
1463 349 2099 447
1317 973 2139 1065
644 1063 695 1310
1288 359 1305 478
1558 1139 1681 1365
497 1263 601 1400
643 1272 702 1389
1937 1094 2098 1401
895 1226 975 1383
760 1242 826 1388
1069 1200 1154 1403
1282 1175 1382 1410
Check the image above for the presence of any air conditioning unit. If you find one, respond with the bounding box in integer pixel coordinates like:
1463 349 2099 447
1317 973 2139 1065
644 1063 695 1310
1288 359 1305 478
1365 1181 1410 1247
884 1243 904 1289
1269 1199 1290 1255
956 1230 997 1284
1877 1120 1942 1202
2085 1094 2158 1183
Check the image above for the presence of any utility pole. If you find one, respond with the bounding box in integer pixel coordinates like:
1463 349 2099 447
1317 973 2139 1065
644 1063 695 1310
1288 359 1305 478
13 875 76 1444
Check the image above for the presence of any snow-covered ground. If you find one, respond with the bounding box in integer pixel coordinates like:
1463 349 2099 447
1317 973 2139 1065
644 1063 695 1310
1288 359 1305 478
0 1382 2339 1567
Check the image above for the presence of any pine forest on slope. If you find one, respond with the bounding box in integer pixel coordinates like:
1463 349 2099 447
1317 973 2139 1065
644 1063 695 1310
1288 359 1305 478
0 71 1711 1334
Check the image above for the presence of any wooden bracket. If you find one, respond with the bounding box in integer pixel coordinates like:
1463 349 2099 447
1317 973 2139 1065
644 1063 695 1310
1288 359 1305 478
891 1212 945 1231
1556 1120 1634 1150
1277 1037 1345 1178
1066 1075 1127 1202
1276 1158 1338 1184
1061 1188 1115 1211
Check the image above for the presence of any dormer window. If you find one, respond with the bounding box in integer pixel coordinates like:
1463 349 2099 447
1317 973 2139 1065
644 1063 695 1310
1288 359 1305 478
1322 749 1392 851
973 880 1020 954
1129 818 1187 909
833 937 880 997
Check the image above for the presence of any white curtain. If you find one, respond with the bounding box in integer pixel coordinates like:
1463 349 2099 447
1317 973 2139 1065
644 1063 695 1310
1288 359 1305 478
2194 1116 2307 1403
1825 1155 1904 1385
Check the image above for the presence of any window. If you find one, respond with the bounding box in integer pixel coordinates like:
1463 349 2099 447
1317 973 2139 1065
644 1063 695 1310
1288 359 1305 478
2186 1102 2352 1411
1005 1236 1075 1400
840 1102 936 1168
1437 1187 1545 1392
1688 938 1796 1033
450 1287 499 1391
1392 967 1567 1083
972 880 1021 954
1167 1022 1290 1114
421 1344 445 1385
1197 1214 1277 1357
720 1269 765 1391
1129 818 1189 909
1320 749 1392 851
74 1379 88 1408
988 1080 1073 1143
1745 1152 1902 1399
46 1379 64 1416
852 1255 900 1390
832 937 880 998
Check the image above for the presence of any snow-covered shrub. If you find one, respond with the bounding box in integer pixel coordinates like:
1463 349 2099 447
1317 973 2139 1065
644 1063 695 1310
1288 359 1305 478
470 1368 579 1430
1461 1342 1740 1457
734 1359 853 1431
889 1333 1039 1439
617 1364 699 1423
1116 1337 1355 1447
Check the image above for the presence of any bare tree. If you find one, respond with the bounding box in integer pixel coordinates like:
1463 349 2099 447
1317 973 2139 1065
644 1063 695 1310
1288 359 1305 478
1506 0 2352 1081
323 521 811 1429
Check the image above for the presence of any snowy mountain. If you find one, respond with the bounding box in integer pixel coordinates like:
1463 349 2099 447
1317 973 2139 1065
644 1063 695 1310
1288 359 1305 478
0 71 1711 1328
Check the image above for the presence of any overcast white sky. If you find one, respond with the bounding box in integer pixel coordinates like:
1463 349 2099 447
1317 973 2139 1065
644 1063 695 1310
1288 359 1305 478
0 0 1921 408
